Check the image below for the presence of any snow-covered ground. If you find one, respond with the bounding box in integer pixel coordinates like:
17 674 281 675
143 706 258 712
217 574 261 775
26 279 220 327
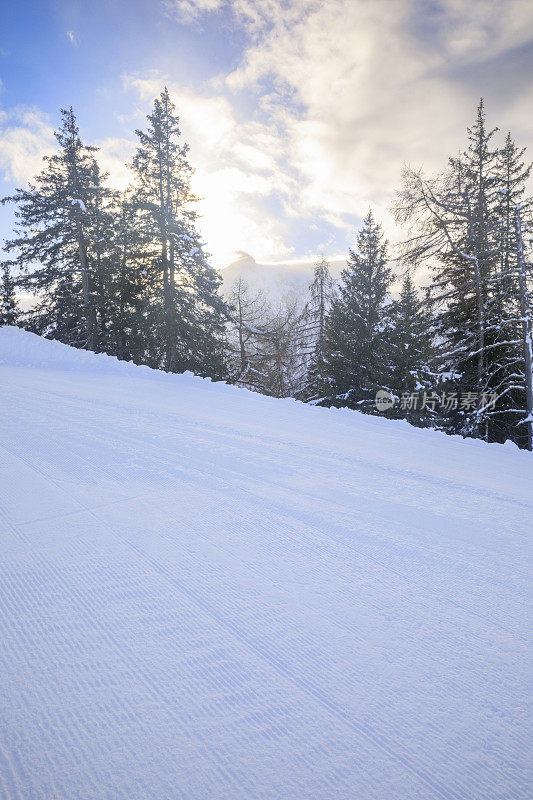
0 326 531 800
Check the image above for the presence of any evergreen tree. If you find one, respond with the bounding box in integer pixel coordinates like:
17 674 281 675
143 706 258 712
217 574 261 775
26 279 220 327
1 108 108 349
104 193 152 363
395 100 527 444
388 273 435 426
0 264 18 326
488 135 533 448
87 161 116 354
437 100 501 440
129 87 226 377
319 211 392 411
496 133 531 279
510 204 533 450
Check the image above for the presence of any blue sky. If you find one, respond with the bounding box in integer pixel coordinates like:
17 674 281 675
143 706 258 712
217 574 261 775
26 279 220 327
1 0 532 269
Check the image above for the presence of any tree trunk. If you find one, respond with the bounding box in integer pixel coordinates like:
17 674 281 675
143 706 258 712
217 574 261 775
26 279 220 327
74 207 98 351
237 292 247 372
161 236 173 371
467 197 486 438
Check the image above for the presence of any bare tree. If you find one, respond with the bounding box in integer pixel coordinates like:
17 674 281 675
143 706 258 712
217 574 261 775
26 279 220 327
226 277 272 393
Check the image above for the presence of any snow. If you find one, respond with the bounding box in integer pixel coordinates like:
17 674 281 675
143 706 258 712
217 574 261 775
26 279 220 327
0 326 531 800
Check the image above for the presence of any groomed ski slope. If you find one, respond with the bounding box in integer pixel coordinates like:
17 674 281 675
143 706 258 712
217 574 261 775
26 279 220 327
0 327 531 800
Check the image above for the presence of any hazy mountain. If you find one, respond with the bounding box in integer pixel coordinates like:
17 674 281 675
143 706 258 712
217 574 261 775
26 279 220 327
220 251 344 308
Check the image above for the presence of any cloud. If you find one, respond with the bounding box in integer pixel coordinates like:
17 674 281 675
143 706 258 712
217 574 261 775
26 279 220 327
0 104 136 201
162 0 224 24
2 0 531 272
124 74 297 265
0 106 55 184
66 30 79 46
226 0 532 237
162 0 533 257
0 75 294 267
95 136 136 190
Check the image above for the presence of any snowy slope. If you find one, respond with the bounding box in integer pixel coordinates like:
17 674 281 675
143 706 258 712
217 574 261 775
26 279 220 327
0 327 531 800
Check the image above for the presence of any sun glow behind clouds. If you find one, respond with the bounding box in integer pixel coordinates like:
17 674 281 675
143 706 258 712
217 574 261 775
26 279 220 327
0 0 532 269
159 0 533 262
123 75 297 267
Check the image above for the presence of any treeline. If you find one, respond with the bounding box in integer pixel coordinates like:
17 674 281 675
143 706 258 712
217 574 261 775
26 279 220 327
226 100 532 451
1 89 226 377
1 94 531 449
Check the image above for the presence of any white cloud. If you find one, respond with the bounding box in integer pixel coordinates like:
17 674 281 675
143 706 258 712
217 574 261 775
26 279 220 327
95 136 136 191
0 107 135 195
224 0 533 241
124 74 296 265
162 0 533 256
0 106 55 184
66 30 79 46
2 0 531 272
162 0 224 24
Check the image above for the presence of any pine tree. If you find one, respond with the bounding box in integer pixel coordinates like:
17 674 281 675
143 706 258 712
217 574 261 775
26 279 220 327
438 100 501 440
395 100 532 447
496 133 530 278
129 87 226 377
397 101 501 440
388 273 435 425
88 161 116 354
319 211 392 410
0 264 18 326
488 135 533 448
1 108 108 349
104 193 152 363
511 204 533 450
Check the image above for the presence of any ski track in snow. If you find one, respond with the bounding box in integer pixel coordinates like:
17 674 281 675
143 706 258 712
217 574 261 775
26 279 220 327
0 328 531 800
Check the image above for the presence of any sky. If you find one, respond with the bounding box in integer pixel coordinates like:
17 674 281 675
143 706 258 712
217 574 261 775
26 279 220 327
0 0 532 270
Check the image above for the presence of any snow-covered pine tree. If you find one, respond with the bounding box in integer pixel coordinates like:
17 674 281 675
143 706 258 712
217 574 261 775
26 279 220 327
387 273 435 426
0 263 18 326
129 87 226 377
488 135 533 448
452 100 503 441
512 204 533 450
497 134 531 280
88 161 118 355
319 210 392 411
2 108 108 350
395 100 513 442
